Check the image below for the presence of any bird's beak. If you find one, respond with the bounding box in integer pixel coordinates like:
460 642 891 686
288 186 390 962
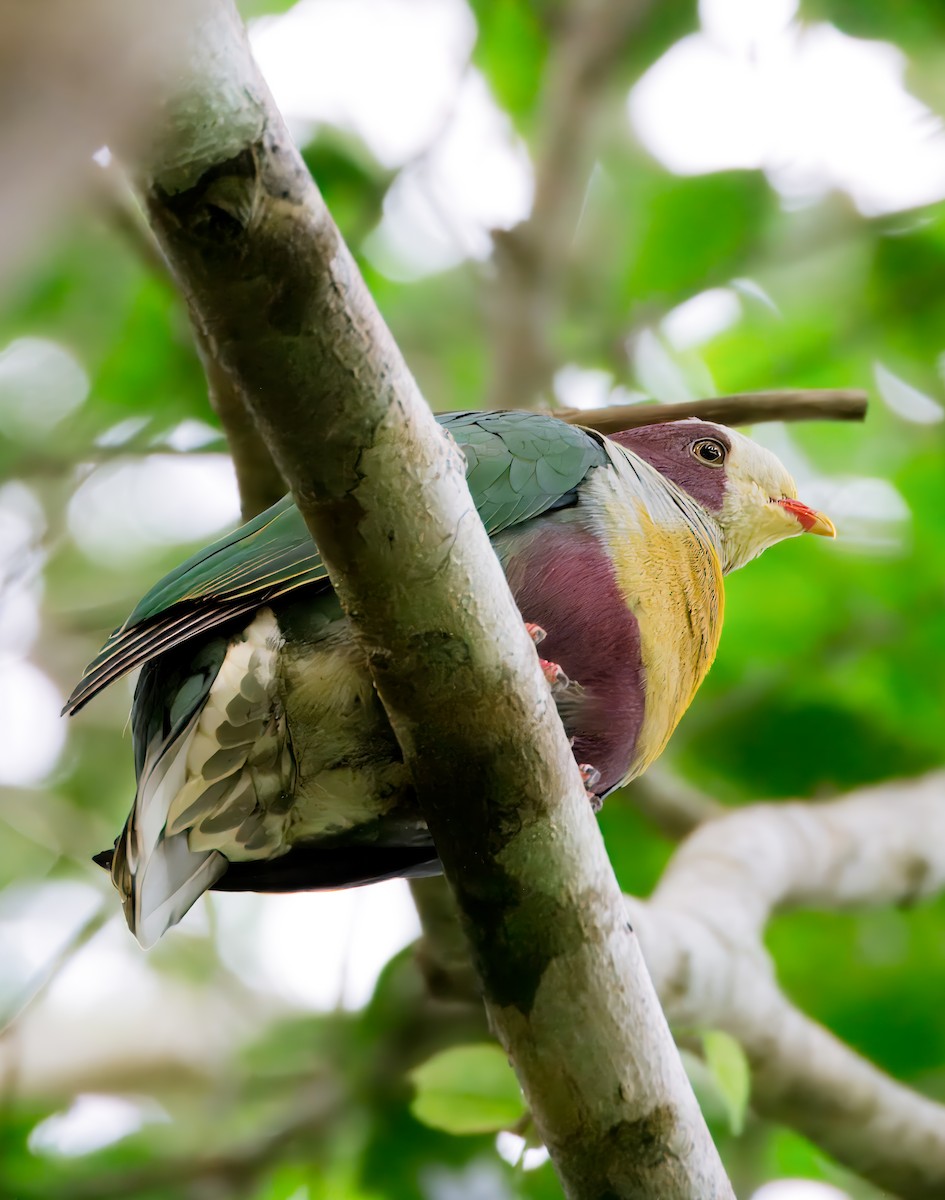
775 498 836 538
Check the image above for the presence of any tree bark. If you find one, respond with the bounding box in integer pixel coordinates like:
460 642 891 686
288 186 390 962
134 2 734 1196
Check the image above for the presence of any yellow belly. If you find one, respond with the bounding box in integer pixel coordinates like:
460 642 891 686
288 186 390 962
587 449 725 780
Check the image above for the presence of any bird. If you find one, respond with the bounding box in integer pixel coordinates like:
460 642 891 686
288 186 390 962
65 410 835 947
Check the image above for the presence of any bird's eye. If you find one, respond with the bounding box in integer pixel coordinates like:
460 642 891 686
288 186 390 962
690 438 727 467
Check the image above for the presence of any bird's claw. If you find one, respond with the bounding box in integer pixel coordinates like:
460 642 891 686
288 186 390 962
526 624 594 801
524 623 571 693
579 763 603 812
539 658 571 692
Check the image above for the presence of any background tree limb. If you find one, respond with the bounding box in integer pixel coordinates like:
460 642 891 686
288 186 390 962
487 0 656 410
627 771 945 1197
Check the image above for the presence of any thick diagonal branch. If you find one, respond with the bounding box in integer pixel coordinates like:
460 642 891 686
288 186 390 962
133 3 734 1197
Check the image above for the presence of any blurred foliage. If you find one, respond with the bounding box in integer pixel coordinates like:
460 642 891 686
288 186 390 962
800 0 945 44
1 1 944 1198
702 1031 751 1138
408 1044 526 1134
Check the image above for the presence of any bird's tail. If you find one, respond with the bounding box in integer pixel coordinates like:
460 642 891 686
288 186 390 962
114 711 227 948
112 820 226 949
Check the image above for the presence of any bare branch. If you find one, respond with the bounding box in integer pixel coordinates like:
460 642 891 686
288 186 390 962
0 1 185 286
654 772 945 944
487 0 656 410
0 902 109 1035
626 771 945 1198
196 342 287 520
133 4 734 1197
555 389 869 434
409 877 481 1001
0 983 264 1102
25 1085 340 1200
630 895 945 1199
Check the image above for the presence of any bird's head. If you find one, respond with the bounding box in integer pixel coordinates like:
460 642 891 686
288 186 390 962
611 420 835 573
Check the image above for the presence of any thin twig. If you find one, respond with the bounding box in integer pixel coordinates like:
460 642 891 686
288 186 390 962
14 386 866 483
555 389 868 433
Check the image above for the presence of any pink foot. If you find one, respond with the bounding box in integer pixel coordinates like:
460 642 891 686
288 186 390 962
524 623 571 692
524 622 546 645
579 763 603 813
540 657 570 689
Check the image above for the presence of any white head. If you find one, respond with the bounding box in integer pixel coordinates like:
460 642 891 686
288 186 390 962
611 419 835 573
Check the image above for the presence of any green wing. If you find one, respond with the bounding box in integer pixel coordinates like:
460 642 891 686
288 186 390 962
65 410 606 713
124 496 324 625
444 410 605 533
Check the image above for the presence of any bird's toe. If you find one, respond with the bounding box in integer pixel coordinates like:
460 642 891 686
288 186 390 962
578 763 603 812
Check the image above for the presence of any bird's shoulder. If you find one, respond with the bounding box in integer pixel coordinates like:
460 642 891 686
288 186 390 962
440 409 609 534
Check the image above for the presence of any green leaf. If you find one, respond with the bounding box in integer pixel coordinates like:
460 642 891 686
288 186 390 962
702 1030 751 1136
470 0 547 127
800 0 945 46
408 1044 526 1135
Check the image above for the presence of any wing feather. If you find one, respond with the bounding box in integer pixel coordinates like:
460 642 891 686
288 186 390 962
67 411 608 713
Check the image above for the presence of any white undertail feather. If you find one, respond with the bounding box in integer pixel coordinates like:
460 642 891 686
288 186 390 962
120 608 289 948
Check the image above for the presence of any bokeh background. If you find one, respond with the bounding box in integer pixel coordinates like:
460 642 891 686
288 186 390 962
1 1 944 1197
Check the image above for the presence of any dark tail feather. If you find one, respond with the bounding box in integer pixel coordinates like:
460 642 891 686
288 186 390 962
94 841 440 893
210 843 440 893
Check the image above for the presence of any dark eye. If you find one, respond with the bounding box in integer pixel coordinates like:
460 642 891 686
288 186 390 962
690 438 727 467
